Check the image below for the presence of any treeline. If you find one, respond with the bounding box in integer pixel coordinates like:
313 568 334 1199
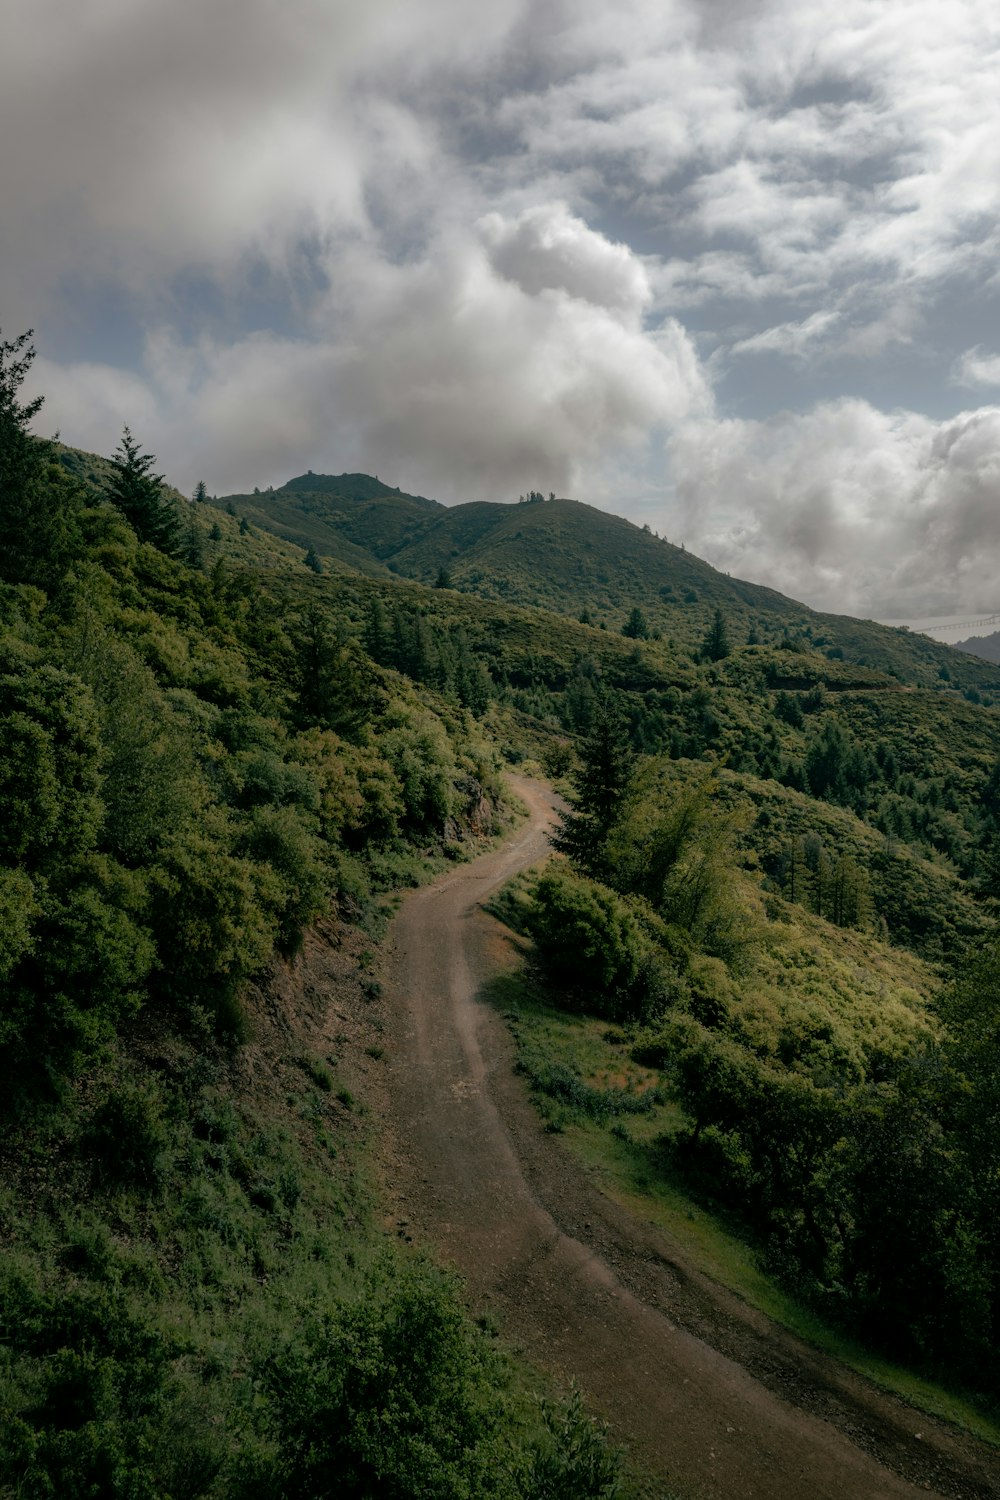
363 596 493 713
523 691 1000 1400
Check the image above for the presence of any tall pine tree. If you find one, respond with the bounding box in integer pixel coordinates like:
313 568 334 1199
553 690 634 879
0 329 82 587
107 426 180 555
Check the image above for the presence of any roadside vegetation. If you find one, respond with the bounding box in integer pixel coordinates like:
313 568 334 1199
496 699 1000 1424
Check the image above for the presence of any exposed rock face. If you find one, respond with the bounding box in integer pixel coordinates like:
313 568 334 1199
445 776 495 841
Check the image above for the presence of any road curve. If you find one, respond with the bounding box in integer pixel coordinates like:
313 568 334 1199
381 776 998 1500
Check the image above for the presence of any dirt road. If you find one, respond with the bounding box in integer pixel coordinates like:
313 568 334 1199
382 777 999 1499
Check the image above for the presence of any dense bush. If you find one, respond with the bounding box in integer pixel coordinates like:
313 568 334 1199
247 1259 624 1500
525 870 658 1021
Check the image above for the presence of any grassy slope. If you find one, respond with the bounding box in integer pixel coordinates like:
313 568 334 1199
207 473 442 576
388 496 1000 690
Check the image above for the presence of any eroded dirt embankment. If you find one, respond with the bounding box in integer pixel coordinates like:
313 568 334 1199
378 776 1000 1500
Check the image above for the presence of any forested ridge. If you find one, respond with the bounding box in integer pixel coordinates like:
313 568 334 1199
3 327 1000 1495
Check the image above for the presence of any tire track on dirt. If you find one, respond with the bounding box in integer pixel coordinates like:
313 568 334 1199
381 777 999 1499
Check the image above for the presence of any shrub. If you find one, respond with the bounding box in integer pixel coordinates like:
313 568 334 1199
525 869 654 1020
254 1259 512 1499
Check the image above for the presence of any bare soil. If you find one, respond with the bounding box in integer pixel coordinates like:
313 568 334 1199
377 776 1000 1500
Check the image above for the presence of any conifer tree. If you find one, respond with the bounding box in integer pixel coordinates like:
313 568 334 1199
364 598 390 664
107 426 180 555
0 328 82 586
622 606 650 640
701 607 731 662
295 605 372 739
553 691 634 878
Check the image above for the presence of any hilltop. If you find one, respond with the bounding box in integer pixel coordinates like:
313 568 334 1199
211 477 1000 695
207 471 441 577
956 629 1000 665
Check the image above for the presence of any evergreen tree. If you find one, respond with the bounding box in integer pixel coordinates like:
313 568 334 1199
183 518 204 569
107 426 180 554
553 691 635 878
192 480 207 502
701 607 731 662
364 598 391 664
0 329 82 587
304 544 324 574
434 565 453 589
622 606 650 640
294 605 372 740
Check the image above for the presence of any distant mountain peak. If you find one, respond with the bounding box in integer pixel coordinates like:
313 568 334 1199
279 472 440 509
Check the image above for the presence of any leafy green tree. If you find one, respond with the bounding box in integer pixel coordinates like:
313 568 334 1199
0 652 104 870
106 426 180 554
260 1260 511 1499
239 804 328 956
526 869 650 1019
608 772 753 966
938 941 1000 1329
303 543 323 574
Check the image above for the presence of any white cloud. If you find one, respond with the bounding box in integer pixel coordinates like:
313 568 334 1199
952 347 1000 390
30 213 711 502
730 311 839 360
9 0 1000 623
1 0 529 318
671 400 1000 618
479 205 651 316
30 356 160 459
317 219 712 502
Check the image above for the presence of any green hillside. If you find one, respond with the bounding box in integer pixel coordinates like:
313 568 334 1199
5 332 1000 1499
0 362 634 1495
956 628 1000 664
207 472 441 576
218 478 1000 695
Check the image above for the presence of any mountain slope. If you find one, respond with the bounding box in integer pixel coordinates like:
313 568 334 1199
956 629 1000 664
219 477 1000 695
208 472 441 575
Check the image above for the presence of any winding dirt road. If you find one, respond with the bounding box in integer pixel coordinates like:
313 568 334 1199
381 777 1000 1499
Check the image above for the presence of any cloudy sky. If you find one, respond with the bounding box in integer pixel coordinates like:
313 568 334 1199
5 0 1000 621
